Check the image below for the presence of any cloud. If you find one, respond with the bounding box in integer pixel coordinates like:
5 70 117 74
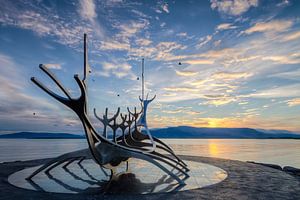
155 9 162 14
162 109 182 114
160 22 166 27
175 70 198 77
0 1 95 48
164 87 198 93
197 35 212 48
244 20 293 35
129 40 186 61
276 0 290 7
189 79 211 87
262 54 300 64
105 0 124 6
116 20 149 40
177 32 188 37
282 31 300 41
210 0 258 16
286 98 300 107
184 59 214 65
185 111 204 115
204 97 237 106
162 108 203 115
214 40 222 46
155 2 169 14
156 42 185 52
270 68 300 80
78 0 97 21
216 23 237 30
153 42 186 61
100 20 149 51
95 61 135 79
200 94 237 106
0 53 74 132
100 40 130 51
162 4 170 13
212 71 253 81
245 84 300 98
135 38 152 46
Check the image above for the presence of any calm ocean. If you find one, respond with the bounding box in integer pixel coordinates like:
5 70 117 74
0 139 299 168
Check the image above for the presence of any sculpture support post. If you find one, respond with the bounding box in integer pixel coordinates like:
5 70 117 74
83 33 89 114
142 58 144 101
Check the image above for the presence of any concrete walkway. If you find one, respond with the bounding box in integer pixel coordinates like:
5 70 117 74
1 155 300 200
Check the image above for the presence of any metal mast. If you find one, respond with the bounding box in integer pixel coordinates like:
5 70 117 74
142 58 145 101
83 33 89 114
83 33 88 83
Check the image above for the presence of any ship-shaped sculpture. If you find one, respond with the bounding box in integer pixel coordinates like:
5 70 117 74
28 34 189 186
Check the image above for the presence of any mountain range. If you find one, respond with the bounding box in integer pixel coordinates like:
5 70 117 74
0 126 300 139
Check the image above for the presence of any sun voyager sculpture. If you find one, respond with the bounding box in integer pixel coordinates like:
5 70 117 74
28 34 189 188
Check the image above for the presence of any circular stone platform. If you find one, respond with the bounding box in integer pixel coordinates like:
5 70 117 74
1 156 300 200
8 159 227 194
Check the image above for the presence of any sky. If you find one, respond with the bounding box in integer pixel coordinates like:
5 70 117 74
0 0 300 134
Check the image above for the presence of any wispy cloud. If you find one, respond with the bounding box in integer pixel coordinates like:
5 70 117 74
135 38 152 46
245 84 300 98
175 70 198 77
243 19 293 35
212 71 253 81
286 98 300 107
162 3 170 13
269 68 300 80
201 94 237 106
216 23 237 30
184 59 214 65
95 61 136 79
262 54 300 64
0 1 94 48
210 0 258 16
100 40 130 51
197 35 212 48
177 32 188 37
78 0 97 21
282 31 300 41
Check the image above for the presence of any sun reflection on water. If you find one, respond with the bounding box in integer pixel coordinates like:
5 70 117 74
208 141 219 157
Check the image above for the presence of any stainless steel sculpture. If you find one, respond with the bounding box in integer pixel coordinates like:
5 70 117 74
27 34 189 186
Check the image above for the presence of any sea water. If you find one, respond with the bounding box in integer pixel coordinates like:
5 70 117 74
0 139 299 168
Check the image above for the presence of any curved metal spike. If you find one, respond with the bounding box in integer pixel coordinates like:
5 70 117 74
127 107 134 116
104 108 108 118
31 77 69 105
149 94 156 102
104 107 120 123
39 64 72 100
94 108 104 122
120 114 127 123
139 94 156 102
112 107 120 120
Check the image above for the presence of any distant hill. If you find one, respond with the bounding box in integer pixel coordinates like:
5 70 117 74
0 132 85 139
150 126 300 139
0 127 300 139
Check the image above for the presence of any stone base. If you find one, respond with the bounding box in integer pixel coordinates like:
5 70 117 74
8 159 227 194
1 155 300 200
